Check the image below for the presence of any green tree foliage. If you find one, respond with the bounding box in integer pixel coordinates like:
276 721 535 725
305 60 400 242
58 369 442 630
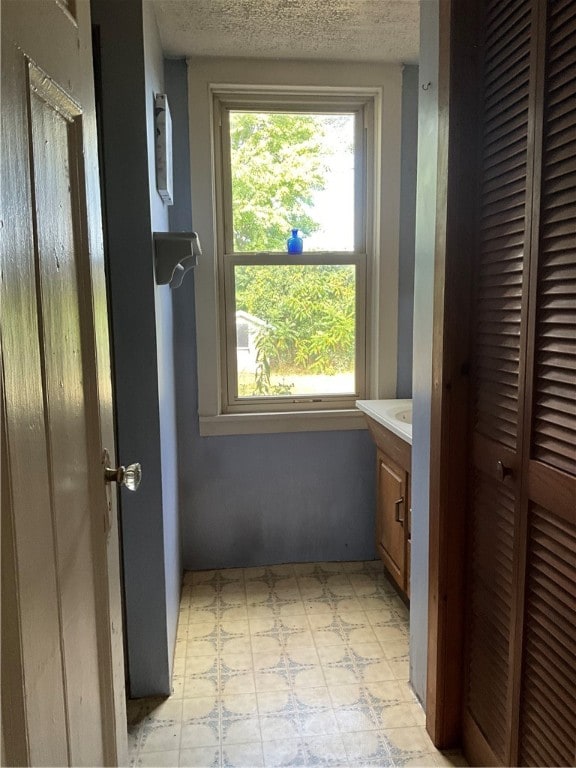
230 112 327 251
236 265 355 376
230 111 356 393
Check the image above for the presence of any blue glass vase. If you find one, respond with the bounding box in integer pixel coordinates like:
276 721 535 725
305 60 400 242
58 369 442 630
287 228 303 254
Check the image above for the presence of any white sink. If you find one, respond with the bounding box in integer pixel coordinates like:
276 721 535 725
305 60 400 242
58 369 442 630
355 399 412 445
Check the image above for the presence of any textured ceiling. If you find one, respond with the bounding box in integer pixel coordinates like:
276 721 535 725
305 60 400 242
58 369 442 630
153 0 419 63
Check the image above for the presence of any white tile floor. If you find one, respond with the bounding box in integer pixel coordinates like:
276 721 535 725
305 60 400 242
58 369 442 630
127 561 466 767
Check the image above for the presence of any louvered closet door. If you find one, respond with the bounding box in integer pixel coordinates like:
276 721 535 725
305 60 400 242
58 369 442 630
463 1 576 766
517 2 576 765
462 0 536 763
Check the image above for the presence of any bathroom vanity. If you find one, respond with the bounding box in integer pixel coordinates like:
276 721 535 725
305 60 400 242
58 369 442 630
356 400 412 600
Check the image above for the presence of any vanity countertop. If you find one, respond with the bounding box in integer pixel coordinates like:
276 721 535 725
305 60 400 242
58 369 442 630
356 399 412 445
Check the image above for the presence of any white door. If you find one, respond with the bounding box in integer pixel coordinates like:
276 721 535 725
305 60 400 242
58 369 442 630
1 1 127 764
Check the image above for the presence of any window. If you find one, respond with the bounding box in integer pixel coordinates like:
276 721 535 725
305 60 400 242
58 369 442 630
215 93 372 415
236 318 250 350
188 60 402 435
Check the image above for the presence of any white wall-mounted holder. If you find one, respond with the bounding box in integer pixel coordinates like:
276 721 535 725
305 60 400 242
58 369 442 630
155 93 174 205
154 232 201 289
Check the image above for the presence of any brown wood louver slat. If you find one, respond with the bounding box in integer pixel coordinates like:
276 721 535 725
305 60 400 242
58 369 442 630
518 3 576 765
472 0 531 451
519 505 576 767
464 0 532 763
531 1 576 477
466 472 516 761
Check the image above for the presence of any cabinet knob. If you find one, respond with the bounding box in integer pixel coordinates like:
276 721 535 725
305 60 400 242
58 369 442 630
496 460 512 483
394 496 405 525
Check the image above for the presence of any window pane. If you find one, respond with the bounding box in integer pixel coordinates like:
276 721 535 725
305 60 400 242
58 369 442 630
229 112 355 253
234 264 356 398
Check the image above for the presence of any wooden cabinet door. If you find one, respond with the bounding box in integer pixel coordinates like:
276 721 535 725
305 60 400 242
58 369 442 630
376 450 407 591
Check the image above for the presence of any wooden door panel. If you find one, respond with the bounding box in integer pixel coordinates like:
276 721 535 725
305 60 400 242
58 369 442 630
529 0 576 478
472 0 532 449
518 504 576 767
518 2 576 764
376 451 406 590
1 2 126 765
528 460 575 521
28 62 105 761
464 0 534 762
1 45 70 767
466 470 515 763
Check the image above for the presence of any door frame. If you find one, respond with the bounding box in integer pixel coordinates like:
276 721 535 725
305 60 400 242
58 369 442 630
425 0 482 749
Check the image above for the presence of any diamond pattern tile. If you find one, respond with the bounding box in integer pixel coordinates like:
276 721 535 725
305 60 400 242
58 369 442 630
127 561 466 768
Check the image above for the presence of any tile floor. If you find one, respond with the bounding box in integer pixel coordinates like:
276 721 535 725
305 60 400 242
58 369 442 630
127 561 466 767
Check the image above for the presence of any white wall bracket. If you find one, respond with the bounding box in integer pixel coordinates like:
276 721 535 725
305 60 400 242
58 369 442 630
153 232 201 289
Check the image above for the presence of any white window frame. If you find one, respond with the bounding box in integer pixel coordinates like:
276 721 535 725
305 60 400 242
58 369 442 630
187 59 402 436
217 94 369 414
223 253 366 413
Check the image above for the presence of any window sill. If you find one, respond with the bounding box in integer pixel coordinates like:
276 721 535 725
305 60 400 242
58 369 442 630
199 409 368 436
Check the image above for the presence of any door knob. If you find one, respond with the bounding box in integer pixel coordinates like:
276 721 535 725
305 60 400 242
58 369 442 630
496 460 512 482
103 450 142 491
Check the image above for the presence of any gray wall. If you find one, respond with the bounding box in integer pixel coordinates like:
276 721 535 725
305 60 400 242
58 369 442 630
166 61 418 571
143 0 181 684
410 2 439 705
397 65 418 399
93 0 180 697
